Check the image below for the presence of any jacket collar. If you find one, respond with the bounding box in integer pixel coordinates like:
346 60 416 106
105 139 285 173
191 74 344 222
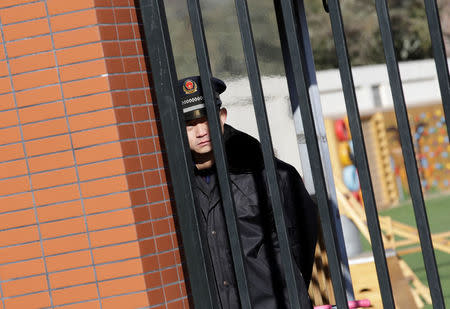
223 124 264 174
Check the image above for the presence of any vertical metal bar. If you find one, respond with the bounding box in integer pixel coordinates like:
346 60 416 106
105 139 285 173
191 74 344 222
423 0 450 137
138 0 220 308
275 0 355 300
185 1 253 308
374 1 445 307
326 0 396 307
274 0 350 307
233 0 310 307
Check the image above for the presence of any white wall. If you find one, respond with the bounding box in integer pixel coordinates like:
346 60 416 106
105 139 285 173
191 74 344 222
220 59 447 175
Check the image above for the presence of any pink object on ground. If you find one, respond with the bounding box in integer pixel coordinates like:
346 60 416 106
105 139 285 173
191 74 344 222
314 299 371 309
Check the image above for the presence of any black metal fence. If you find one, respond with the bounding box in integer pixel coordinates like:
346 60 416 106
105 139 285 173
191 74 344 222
139 0 448 307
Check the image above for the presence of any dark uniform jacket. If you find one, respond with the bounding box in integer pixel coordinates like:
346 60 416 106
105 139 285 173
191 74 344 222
193 124 318 309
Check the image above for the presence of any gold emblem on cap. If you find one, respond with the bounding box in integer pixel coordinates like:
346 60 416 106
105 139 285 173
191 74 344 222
183 79 197 94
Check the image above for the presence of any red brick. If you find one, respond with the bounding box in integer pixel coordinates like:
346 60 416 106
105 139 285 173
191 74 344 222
123 156 142 173
112 0 131 7
101 291 150 309
108 75 126 90
78 158 125 182
74 141 123 165
0 192 33 213
31 167 77 190
0 258 45 281
0 225 39 247
164 283 183 302
104 58 124 74
60 59 107 83
155 234 175 253
113 7 136 24
66 92 113 115
99 274 146 298
43 233 90 256
34 183 80 206
0 46 5 60
46 250 92 272
0 93 15 111
3 18 50 42
0 242 41 264
119 41 140 57
0 0 37 9
49 266 96 289
0 110 18 129
62 76 109 99
4 291 51 309
56 43 104 66
93 241 141 264
0 126 21 145
41 217 86 239
157 250 178 269
0 2 46 24
52 283 99 306
47 0 96 15
54 26 101 49
0 175 30 196
98 25 118 41
50 9 98 32
147 288 165 306
0 76 12 94
58 300 101 309
69 108 116 133
90 225 138 248
12 68 59 91
15 85 61 108
25 134 71 157
28 150 74 173
116 24 136 41
18 101 65 124
6 35 53 58
37 200 83 223
96 9 115 25
0 208 35 230
71 125 119 149
86 208 133 232
0 60 9 77
22 118 68 141
2 274 48 297
102 41 121 57
96 259 143 281
83 191 131 214
122 56 142 73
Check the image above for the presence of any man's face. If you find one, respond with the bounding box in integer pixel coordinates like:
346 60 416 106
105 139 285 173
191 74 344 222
186 108 227 155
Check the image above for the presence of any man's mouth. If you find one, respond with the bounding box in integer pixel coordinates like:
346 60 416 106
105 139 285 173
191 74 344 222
198 140 211 146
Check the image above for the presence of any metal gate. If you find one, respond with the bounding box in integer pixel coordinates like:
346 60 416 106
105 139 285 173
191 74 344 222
138 0 449 308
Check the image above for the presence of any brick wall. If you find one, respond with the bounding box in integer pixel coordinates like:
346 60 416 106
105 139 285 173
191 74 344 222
0 0 188 308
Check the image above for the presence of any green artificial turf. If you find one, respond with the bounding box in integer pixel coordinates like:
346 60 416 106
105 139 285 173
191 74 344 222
359 194 450 308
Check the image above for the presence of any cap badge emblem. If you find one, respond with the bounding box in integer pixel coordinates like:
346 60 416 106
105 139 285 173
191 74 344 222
183 79 197 94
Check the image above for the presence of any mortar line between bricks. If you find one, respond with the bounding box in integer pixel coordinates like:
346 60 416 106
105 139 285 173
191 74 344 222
130 4 186 305
44 3 104 306
0 14 54 308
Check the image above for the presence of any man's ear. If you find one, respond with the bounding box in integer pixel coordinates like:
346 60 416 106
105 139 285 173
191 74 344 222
219 107 227 124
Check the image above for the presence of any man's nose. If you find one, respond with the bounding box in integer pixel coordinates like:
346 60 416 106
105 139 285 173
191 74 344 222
196 122 209 137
